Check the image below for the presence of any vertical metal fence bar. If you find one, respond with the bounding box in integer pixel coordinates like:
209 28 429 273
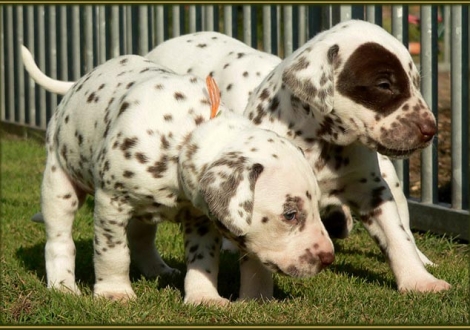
155 5 165 45
243 5 251 46
443 5 451 69
283 5 293 57
420 5 438 204
275 6 281 56
37 5 47 129
172 5 181 37
6 6 14 123
148 6 155 48
298 5 307 46
189 5 197 33
338 5 352 21
97 6 106 63
139 6 149 54
110 6 120 57
262 5 271 53
252 5 258 48
224 5 232 37
0 6 4 122
391 5 410 195
366 5 382 26
71 6 80 79
84 6 93 72
123 6 132 53
451 5 469 210
59 6 68 81
48 6 58 116
204 5 214 31
17 6 25 126
26 6 36 127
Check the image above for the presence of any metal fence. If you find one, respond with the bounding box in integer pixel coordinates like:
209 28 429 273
1 4 468 240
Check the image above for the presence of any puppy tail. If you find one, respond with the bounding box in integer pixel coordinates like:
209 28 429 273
31 212 45 223
21 45 74 95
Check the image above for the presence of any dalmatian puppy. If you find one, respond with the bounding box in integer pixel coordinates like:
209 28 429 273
21 19 451 296
144 20 451 295
23 50 334 304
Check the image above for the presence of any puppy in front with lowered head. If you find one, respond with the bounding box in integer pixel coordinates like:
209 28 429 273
23 50 334 304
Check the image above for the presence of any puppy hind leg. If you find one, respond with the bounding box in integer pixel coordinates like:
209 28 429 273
127 218 180 277
41 158 84 295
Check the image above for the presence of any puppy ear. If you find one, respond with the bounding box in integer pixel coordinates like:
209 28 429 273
282 43 340 114
198 158 264 237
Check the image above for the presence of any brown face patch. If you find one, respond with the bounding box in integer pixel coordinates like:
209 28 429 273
336 42 410 117
282 195 307 231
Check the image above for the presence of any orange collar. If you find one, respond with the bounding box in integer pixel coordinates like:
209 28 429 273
206 75 221 119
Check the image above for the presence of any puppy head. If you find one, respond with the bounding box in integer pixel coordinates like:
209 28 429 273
189 130 334 278
282 20 436 157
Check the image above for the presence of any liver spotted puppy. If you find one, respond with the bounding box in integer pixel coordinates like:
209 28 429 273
21 19 450 298
23 52 334 304
144 19 449 296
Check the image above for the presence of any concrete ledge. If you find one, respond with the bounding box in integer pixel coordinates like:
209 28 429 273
408 199 469 242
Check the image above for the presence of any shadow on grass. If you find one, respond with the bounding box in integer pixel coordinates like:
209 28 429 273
15 239 187 296
330 240 397 290
15 239 291 302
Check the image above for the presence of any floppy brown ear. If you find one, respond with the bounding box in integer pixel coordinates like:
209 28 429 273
198 158 264 237
282 43 340 114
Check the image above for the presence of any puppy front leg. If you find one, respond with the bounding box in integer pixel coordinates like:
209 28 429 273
92 189 135 301
238 255 273 301
359 196 451 293
378 155 434 266
182 215 229 306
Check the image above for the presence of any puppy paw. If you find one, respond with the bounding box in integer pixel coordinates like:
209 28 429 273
137 261 181 278
50 282 82 295
94 290 137 302
399 278 451 293
94 283 136 302
184 294 230 306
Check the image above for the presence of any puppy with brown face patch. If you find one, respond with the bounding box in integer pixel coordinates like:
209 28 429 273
22 51 334 305
143 20 448 295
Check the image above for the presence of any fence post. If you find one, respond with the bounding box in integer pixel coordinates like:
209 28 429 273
391 5 410 195
283 5 293 57
224 5 232 37
17 6 25 126
451 5 469 210
420 5 439 205
70 6 80 78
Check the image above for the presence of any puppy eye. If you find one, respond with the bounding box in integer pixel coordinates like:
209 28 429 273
376 79 392 91
283 210 297 221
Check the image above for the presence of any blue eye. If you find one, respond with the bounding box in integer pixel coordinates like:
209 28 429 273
283 211 297 221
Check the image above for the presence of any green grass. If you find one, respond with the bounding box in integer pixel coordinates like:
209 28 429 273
1 132 468 326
